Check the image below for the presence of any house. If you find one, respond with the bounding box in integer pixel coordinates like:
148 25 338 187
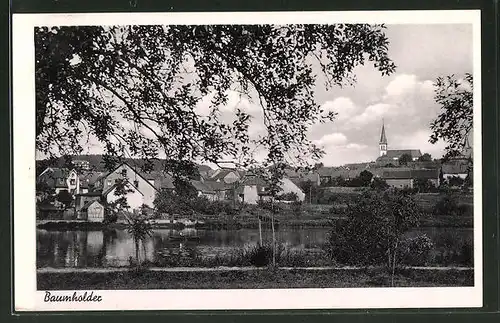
90 163 160 210
381 169 440 188
75 191 102 219
191 180 218 201
80 200 105 222
284 168 321 186
236 175 305 204
441 161 470 180
209 168 244 184
37 167 82 194
316 167 368 184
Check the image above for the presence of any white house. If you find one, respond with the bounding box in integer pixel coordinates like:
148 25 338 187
92 163 158 210
237 175 305 204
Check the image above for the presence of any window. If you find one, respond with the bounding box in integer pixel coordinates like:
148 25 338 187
121 169 127 177
70 179 76 185
107 180 112 187
134 180 139 188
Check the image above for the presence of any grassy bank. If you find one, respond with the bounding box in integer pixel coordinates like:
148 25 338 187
37 267 474 290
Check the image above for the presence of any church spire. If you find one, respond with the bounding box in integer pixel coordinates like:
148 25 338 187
379 119 387 144
379 119 388 157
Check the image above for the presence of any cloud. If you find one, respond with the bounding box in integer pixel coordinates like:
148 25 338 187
392 129 446 159
347 74 435 128
314 132 348 147
321 97 358 121
350 103 393 126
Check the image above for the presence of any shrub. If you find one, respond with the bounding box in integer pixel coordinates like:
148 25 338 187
398 234 434 266
459 239 473 266
276 192 299 202
433 194 466 216
326 190 421 268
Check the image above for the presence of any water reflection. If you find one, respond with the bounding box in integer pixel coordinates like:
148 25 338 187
36 227 473 268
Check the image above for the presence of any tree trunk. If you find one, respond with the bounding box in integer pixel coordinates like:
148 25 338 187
258 216 263 247
271 199 276 267
391 239 398 287
135 238 140 268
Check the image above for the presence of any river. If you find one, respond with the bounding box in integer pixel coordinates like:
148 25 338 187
36 227 473 268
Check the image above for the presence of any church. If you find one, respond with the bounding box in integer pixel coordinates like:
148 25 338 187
376 122 422 165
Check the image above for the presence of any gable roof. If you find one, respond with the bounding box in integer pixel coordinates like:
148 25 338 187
37 167 71 188
81 200 102 211
142 170 175 190
90 162 162 191
191 180 216 193
384 149 422 159
442 162 469 175
382 169 439 180
210 168 243 181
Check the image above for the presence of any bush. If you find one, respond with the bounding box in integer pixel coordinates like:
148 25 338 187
154 189 237 217
433 194 467 216
326 191 421 267
459 239 473 266
291 201 303 217
276 192 299 202
398 235 434 266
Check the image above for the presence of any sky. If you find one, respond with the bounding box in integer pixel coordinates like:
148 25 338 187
307 24 474 166
55 24 474 167
194 24 474 167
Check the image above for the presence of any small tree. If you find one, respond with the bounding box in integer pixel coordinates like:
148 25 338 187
448 176 465 188
398 153 413 166
126 213 154 268
358 170 374 186
327 190 420 285
276 192 299 202
55 190 73 210
370 177 389 190
418 153 432 162
413 178 437 193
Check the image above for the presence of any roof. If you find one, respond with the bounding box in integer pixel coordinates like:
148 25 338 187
79 171 105 188
382 169 439 180
81 200 102 211
284 169 320 184
75 190 103 197
411 169 440 180
191 180 216 193
204 180 233 191
442 162 469 175
37 167 71 188
143 171 175 190
382 170 412 179
384 150 422 159
209 168 243 181
89 162 166 191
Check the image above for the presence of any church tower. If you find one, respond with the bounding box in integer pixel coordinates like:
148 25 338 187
379 120 388 156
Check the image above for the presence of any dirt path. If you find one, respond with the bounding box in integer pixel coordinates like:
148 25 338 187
37 265 473 274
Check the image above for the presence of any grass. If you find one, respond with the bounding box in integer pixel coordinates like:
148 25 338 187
37 267 474 290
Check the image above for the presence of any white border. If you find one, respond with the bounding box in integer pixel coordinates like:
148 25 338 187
13 10 482 311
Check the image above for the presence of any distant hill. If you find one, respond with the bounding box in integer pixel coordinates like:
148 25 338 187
35 155 212 176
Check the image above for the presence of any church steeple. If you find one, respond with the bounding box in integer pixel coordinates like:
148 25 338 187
379 119 388 156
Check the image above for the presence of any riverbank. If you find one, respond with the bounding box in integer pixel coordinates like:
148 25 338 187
37 267 474 289
36 213 472 231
